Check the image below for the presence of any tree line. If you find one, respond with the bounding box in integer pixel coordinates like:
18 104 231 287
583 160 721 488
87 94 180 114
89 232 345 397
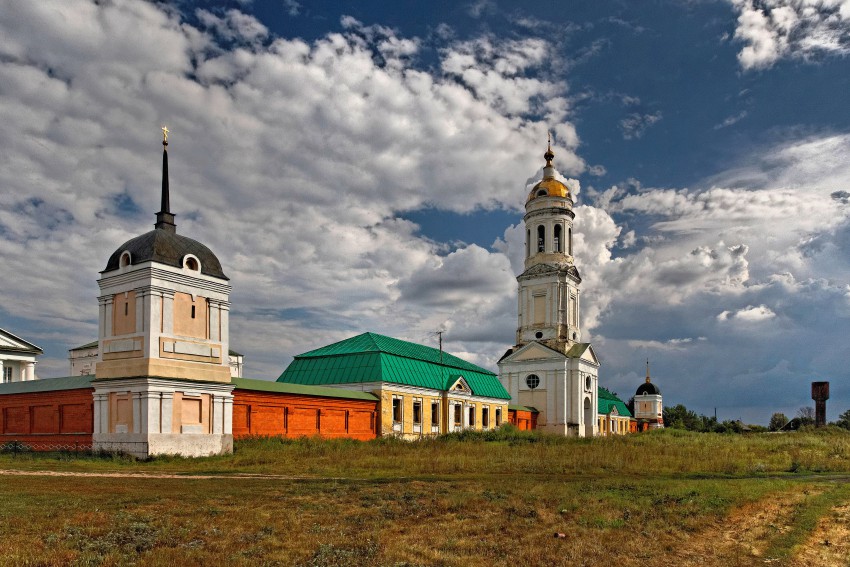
660 404 850 433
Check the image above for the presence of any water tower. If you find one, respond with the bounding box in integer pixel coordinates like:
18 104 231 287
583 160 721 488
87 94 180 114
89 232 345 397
811 381 829 428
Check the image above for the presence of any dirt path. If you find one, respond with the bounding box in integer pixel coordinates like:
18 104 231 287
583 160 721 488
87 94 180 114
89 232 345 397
672 486 821 567
788 501 850 567
0 469 332 480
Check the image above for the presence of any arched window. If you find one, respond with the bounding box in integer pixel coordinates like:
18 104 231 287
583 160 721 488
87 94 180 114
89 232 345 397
568 227 573 255
527 229 531 257
120 252 131 268
537 225 545 253
554 225 562 253
184 256 200 271
536 189 547 197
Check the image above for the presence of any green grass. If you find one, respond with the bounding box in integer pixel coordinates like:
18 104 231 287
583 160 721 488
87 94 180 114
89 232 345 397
1 429 849 565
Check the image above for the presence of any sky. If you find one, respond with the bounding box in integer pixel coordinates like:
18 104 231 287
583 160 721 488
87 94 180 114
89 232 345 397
2 0 850 425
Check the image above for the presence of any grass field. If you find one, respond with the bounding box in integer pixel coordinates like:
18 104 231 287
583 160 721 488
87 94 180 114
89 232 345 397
1 428 849 566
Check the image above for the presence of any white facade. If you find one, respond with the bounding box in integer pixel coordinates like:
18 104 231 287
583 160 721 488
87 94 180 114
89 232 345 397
498 143 599 437
0 328 41 383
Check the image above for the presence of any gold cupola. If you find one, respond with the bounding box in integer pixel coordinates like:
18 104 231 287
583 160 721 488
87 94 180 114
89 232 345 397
527 136 571 203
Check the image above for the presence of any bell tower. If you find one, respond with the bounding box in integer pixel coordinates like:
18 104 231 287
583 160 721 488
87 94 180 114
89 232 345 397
91 128 234 458
498 137 599 437
516 137 582 350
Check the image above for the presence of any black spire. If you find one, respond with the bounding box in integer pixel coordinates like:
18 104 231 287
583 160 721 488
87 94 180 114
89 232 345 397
155 126 176 233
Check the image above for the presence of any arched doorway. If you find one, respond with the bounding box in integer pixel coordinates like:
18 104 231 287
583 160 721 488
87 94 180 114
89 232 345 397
584 397 594 437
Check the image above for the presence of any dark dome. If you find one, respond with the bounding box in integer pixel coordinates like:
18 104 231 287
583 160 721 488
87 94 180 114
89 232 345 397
103 228 228 280
636 381 661 396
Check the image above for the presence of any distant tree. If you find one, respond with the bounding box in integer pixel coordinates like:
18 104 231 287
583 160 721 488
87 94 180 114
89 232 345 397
663 404 702 431
797 406 815 426
836 409 850 430
769 412 789 431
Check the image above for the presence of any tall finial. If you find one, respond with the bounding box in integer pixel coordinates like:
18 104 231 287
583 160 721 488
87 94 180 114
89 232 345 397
155 126 176 233
646 359 651 383
542 131 555 177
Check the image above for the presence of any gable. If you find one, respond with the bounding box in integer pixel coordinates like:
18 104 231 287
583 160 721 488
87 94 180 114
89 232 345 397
0 329 42 355
504 341 566 363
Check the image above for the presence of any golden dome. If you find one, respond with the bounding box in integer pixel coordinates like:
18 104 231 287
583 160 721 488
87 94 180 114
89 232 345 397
526 136 572 203
528 177 571 202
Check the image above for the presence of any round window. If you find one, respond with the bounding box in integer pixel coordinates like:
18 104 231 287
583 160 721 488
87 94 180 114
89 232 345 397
585 376 592 390
535 331 543 339
526 374 540 389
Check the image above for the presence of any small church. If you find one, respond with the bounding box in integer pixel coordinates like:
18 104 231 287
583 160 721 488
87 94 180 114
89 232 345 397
0 130 662 457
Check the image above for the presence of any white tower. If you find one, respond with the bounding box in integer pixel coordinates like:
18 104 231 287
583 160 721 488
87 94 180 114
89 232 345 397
498 139 599 436
92 129 234 457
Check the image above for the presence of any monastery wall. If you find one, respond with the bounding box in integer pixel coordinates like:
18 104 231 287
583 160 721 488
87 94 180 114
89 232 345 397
232 389 378 441
0 387 94 449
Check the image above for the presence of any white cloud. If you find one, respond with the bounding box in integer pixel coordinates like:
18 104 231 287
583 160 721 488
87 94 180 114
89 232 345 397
717 304 777 321
729 0 850 70
0 0 584 379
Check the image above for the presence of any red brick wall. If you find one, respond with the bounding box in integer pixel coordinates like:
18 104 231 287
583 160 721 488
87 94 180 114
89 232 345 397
508 409 538 431
232 389 378 441
0 388 94 449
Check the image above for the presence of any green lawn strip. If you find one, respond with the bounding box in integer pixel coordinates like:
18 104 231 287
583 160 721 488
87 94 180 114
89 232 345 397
763 479 850 560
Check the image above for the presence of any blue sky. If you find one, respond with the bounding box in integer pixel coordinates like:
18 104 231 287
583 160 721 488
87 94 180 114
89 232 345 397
2 0 850 424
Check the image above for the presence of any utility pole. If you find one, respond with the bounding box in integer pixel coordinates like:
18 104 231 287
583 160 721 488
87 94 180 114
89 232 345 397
436 330 443 364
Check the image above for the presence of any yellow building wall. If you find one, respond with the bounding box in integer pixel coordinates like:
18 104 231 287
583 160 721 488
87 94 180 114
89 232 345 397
173 292 208 339
378 387 508 437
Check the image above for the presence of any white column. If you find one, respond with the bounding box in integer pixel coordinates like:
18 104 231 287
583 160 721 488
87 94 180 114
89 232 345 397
219 302 230 368
143 392 161 434
212 395 224 434
162 291 175 335
135 287 146 334
0 360 4 384
161 392 174 434
93 393 109 434
25 362 35 381
208 300 221 342
100 295 114 339
223 395 233 435
132 391 143 434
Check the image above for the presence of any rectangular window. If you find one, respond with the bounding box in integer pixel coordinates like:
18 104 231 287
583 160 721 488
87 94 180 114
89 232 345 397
191 305 196 319
431 401 440 427
533 293 546 325
412 400 422 425
392 397 402 423
468 405 475 428
482 407 489 428
2 367 11 383
495 408 502 427
124 303 128 316
453 404 461 426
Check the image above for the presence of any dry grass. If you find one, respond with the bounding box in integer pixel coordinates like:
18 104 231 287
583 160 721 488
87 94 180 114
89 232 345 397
0 428 849 565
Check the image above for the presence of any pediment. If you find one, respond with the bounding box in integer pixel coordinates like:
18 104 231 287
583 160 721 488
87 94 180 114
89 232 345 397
565 343 599 365
502 341 566 363
0 329 42 354
446 375 471 393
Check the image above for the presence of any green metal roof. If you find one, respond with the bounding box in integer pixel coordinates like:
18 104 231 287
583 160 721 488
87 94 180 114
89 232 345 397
232 378 378 401
598 386 632 417
278 332 511 400
0 375 94 395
